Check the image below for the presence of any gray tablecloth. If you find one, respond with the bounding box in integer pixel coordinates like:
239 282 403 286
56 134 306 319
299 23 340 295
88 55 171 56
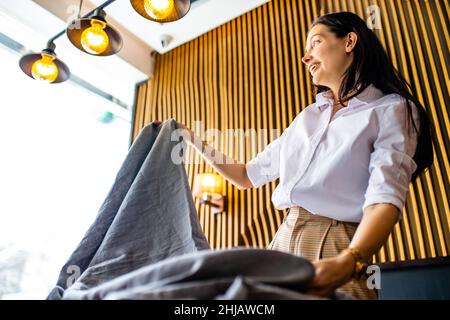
47 119 317 300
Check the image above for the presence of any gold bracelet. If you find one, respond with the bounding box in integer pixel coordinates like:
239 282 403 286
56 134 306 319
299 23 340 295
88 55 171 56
341 247 367 280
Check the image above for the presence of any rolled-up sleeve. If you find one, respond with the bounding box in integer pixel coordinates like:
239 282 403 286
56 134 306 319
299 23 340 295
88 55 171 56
245 128 289 188
362 100 419 219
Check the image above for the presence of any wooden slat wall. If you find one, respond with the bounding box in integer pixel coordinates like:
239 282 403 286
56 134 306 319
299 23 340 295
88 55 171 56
132 0 450 263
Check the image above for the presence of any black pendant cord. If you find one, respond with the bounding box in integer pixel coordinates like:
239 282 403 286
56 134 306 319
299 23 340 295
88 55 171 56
78 0 84 18
47 0 116 46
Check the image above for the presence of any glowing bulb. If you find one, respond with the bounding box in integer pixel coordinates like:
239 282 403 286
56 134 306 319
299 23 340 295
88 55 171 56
144 0 175 20
202 175 217 188
31 53 59 83
81 20 109 55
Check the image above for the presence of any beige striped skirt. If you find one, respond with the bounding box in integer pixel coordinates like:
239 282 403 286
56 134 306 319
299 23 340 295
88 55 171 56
267 206 378 300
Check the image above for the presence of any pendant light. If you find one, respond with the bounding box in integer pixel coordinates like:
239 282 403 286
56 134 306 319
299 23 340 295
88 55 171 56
18 0 195 85
67 8 122 56
19 42 70 83
130 0 190 23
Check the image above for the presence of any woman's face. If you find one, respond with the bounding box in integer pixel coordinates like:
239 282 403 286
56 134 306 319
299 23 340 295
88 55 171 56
302 24 357 92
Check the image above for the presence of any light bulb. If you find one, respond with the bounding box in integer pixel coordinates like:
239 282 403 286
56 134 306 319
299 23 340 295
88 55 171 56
144 0 175 20
31 53 59 83
202 175 216 188
81 20 109 55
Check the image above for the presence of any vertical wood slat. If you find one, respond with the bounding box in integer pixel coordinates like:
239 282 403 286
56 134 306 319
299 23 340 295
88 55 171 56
131 0 450 263
261 5 277 237
393 0 438 260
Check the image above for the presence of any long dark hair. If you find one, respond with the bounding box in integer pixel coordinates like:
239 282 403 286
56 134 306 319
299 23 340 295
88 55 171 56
310 12 434 181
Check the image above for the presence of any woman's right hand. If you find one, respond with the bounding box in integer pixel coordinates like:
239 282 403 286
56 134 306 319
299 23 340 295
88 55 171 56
168 121 251 190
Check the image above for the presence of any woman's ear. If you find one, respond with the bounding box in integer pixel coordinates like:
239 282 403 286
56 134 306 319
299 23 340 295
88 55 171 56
345 32 358 53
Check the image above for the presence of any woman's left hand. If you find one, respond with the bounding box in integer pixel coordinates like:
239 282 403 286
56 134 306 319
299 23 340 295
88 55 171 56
307 252 355 298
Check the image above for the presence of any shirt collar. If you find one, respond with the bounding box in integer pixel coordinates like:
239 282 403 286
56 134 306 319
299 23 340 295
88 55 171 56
315 84 384 111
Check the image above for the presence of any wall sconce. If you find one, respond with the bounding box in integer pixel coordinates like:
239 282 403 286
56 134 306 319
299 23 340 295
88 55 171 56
130 0 191 23
193 173 225 215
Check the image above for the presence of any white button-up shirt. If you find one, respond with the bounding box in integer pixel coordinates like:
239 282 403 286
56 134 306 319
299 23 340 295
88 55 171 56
245 84 419 222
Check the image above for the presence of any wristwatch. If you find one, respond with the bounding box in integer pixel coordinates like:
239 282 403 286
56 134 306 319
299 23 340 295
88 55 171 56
341 247 369 280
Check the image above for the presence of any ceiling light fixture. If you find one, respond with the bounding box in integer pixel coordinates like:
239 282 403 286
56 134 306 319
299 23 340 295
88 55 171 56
130 0 191 23
19 41 70 84
18 0 192 84
67 8 122 56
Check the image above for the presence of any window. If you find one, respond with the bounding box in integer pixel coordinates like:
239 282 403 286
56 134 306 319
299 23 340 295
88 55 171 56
0 26 132 299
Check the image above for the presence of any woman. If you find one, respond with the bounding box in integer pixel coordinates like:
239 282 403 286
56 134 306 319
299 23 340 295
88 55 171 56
164 12 434 299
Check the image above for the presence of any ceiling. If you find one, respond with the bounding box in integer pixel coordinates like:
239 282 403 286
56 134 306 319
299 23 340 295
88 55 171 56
89 0 270 54
0 0 270 110
25 0 271 76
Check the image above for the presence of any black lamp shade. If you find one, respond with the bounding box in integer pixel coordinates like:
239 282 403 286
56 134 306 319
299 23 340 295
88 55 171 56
66 16 123 56
130 0 190 23
19 49 71 83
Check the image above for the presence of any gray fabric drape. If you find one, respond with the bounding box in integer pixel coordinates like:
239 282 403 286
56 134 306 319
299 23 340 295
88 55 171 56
47 119 316 300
